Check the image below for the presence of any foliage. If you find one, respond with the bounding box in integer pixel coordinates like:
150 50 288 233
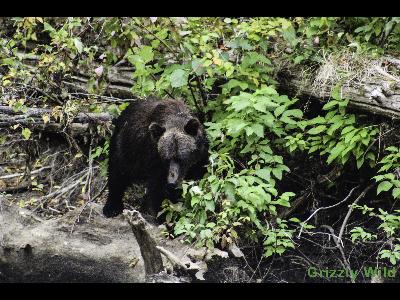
374 146 400 199
90 140 110 177
291 86 379 169
351 202 400 265
156 55 303 254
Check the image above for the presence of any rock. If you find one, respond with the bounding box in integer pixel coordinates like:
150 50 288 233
146 270 190 283
0 200 145 282
227 242 244 258
0 199 249 282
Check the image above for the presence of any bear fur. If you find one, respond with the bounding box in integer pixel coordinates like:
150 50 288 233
103 97 209 219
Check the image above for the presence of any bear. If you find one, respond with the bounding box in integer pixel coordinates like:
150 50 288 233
102 97 209 219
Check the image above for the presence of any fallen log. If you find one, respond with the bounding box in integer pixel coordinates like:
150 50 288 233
17 50 400 120
0 105 113 136
17 54 135 99
277 53 400 120
11 44 400 120
0 105 113 123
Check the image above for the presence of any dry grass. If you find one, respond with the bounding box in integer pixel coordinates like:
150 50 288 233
312 50 400 95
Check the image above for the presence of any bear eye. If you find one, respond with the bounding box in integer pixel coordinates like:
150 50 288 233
184 118 200 136
149 122 165 140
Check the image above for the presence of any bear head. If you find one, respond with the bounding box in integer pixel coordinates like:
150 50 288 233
148 111 204 189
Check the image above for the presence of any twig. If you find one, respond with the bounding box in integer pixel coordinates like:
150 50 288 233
362 127 395 161
0 182 37 193
32 169 89 212
0 166 51 180
132 19 178 60
278 166 343 220
297 186 359 238
321 224 355 283
187 79 203 117
338 183 375 243
69 92 137 103
156 246 189 271
15 83 63 105
194 76 207 108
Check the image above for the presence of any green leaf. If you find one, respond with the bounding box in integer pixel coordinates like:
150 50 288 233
282 109 303 119
74 38 83 54
241 52 270 68
244 126 254 136
356 156 365 169
272 168 283 180
327 121 343 135
170 69 188 88
341 126 355 135
228 119 248 133
231 98 251 111
308 145 320 154
385 146 398 152
253 102 267 113
223 79 249 93
274 105 287 117
377 181 393 195
228 38 253 51
322 100 338 110
294 55 304 64
384 20 396 36
289 217 301 223
281 22 298 47
331 85 342 100
276 198 290 207
191 58 205 76
307 116 326 125
43 22 55 32
224 182 236 201
1 58 15 66
327 143 345 164
251 124 264 138
139 46 154 63
308 125 326 135
392 188 400 199
205 200 215 212
21 128 31 140
280 115 296 125
255 168 271 181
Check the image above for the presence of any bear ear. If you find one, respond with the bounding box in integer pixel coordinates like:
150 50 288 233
184 118 200 136
149 122 165 141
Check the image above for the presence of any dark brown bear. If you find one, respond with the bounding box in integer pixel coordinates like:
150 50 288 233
103 97 209 219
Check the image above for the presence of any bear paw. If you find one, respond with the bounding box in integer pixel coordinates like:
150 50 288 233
103 202 124 218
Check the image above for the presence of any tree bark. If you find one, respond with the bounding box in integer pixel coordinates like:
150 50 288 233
277 56 400 120
0 105 113 135
123 210 164 276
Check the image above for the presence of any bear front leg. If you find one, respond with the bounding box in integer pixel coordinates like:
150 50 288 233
103 173 128 218
145 178 166 219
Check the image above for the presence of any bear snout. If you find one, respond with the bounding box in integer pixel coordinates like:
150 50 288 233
167 160 182 187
